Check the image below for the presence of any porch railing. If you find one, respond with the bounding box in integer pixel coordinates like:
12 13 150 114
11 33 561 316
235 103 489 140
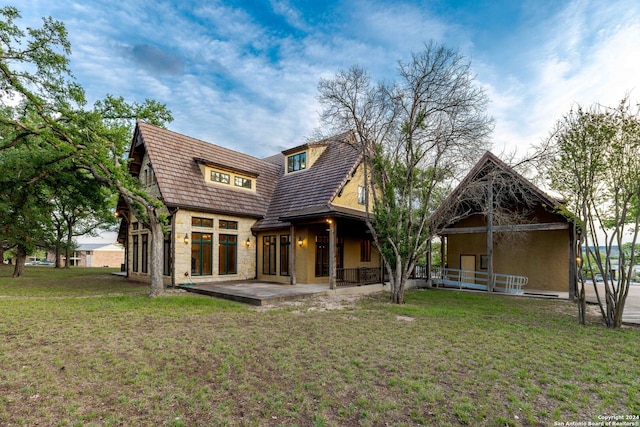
430 267 528 294
336 267 381 287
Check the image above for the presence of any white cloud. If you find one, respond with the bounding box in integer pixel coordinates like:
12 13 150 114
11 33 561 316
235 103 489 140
485 0 640 157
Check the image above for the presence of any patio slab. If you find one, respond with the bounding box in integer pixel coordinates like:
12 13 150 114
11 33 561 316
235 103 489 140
178 280 386 306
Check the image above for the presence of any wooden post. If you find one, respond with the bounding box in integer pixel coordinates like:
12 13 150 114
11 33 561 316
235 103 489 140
290 224 296 285
329 218 336 289
487 175 494 292
568 223 576 299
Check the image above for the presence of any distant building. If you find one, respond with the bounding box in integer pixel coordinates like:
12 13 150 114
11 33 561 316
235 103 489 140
65 243 125 268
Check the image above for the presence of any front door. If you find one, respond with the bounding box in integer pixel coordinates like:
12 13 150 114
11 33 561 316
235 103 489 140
460 255 475 284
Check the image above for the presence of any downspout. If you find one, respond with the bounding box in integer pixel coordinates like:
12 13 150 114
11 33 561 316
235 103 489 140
252 231 258 279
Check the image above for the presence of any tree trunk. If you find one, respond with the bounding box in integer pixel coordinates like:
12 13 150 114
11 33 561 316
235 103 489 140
12 245 27 278
65 222 73 268
577 280 586 325
389 258 406 304
54 228 63 268
148 216 165 297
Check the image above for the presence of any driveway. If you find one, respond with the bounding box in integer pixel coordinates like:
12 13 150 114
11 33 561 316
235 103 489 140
583 281 640 325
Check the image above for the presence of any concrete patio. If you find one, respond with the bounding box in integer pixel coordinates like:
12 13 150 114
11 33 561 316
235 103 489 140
178 280 387 306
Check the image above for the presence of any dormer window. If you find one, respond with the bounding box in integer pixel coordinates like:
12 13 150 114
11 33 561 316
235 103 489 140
287 152 306 173
197 158 257 192
211 171 230 184
234 176 252 189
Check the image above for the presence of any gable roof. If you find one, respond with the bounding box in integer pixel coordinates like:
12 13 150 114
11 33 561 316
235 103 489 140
253 131 363 230
129 123 363 227
431 151 567 229
133 121 281 218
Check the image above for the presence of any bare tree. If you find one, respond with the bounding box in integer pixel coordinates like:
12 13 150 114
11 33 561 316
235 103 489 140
318 41 493 303
540 98 640 328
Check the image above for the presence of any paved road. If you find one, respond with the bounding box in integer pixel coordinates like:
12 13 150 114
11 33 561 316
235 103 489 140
583 282 640 325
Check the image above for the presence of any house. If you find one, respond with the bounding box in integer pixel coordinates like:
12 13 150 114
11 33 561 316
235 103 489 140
117 122 381 287
430 152 578 296
65 243 125 268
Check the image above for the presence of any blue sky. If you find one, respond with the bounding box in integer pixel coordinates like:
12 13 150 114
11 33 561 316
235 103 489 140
18 0 640 158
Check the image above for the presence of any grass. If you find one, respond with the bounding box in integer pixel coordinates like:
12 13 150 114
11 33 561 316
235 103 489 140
0 265 638 426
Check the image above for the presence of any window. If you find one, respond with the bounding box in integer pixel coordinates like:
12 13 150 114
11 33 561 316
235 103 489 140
191 232 213 276
219 234 237 275
280 235 290 276
132 222 139 231
211 171 230 184
361 239 372 262
163 235 172 277
86 251 92 255
219 220 238 230
287 152 306 173
263 235 276 275
234 176 252 189
358 185 366 205
315 234 343 277
192 217 213 227
132 235 139 272
315 234 329 277
141 234 149 274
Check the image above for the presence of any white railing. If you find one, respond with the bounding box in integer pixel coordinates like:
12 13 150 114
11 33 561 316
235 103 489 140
430 268 528 294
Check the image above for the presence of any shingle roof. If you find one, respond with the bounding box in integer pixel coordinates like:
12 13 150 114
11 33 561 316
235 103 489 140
253 131 362 230
135 121 281 218
430 151 568 228
133 123 362 227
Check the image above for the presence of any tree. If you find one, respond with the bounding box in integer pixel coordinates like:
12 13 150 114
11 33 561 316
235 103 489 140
543 98 640 328
0 6 172 294
318 41 493 303
49 169 118 268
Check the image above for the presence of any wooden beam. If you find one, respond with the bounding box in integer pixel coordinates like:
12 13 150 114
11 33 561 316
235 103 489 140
290 224 296 285
439 222 569 235
329 219 336 290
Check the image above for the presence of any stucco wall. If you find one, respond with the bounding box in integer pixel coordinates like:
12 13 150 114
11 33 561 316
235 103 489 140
446 221 571 292
332 162 370 212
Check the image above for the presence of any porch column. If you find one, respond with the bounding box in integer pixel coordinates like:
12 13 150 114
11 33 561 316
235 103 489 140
329 218 336 289
289 224 297 285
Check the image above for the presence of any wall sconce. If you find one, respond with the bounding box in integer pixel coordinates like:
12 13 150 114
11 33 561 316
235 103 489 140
297 236 304 247
184 233 190 244
245 238 251 248
326 218 333 224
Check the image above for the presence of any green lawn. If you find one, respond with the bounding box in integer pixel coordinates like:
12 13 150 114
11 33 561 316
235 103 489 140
0 266 638 426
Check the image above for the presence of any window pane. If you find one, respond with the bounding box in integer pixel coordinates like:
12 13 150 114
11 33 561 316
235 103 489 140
234 177 252 189
219 234 237 275
280 235 289 276
211 171 230 184
202 240 212 275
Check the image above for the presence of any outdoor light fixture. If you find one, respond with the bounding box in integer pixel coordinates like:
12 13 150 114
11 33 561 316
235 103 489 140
326 218 333 224
297 236 303 247
184 233 190 244
245 238 251 248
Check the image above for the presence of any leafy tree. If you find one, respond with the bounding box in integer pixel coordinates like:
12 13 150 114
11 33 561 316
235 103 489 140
543 98 640 328
0 6 172 295
318 41 493 303
49 169 118 268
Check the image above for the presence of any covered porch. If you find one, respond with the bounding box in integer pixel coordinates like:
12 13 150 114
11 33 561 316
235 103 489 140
256 207 382 289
